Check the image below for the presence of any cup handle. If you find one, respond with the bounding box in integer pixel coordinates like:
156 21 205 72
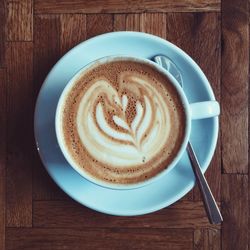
153 55 220 120
189 101 220 120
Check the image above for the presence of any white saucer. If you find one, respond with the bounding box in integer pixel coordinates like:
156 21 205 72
34 32 219 216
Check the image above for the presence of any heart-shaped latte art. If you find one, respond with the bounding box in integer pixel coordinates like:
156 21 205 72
76 72 171 167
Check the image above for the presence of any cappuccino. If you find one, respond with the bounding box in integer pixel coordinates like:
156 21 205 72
59 59 186 184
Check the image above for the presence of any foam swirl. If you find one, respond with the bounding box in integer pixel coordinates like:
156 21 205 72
76 72 171 167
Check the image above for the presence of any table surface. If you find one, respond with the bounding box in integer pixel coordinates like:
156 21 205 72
0 0 249 250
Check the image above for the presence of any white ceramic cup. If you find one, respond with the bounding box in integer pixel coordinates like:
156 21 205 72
55 56 220 189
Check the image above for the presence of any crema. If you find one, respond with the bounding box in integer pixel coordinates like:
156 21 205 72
60 59 186 184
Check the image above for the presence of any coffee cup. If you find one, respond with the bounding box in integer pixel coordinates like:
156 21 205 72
55 56 220 189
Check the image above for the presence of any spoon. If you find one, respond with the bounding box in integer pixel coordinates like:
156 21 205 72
153 55 223 224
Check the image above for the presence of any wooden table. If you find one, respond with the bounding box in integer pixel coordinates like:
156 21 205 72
0 0 248 249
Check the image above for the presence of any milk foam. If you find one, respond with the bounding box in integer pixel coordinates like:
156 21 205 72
76 74 171 167
61 60 185 184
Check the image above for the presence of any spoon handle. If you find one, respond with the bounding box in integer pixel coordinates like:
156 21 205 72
187 142 223 224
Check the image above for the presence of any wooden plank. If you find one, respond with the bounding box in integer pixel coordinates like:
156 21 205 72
194 229 221 250
113 14 126 31
221 0 249 173
0 69 6 250
165 13 220 63
125 14 140 31
60 14 86 55
6 227 193 250
33 15 66 200
222 174 248 250
140 13 166 38
34 0 220 14
33 15 60 90
6 0 33 41
0 0 6 67
113 14 141 32
6 42 33 227
86 14 113 39
33 200 220 229
114 13 161 32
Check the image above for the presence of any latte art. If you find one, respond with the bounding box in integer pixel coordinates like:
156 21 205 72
77 73 170 167
60 60 186 184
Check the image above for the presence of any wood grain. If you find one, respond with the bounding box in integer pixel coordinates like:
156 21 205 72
33 15 65 201
221 0 249 173
0 69 6 250
125 14 140 31
6 42 33 227
115 13 147 32
113 14 126 31
6 227 193 250
33 15 60 92
140 13 167 38
114 13 167 36
33 200 220 229
60 14 86 55
194 229 221 250
6 0 33 41
34 0 220 14
222 174 248 250
86 14 113 39
0 0 6 67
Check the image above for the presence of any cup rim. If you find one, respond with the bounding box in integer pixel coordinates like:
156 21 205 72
55 55 191 190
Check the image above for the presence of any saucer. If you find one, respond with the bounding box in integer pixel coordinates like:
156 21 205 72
34 31 219 216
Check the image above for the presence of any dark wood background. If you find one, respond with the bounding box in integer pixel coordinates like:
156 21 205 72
0 0 249 249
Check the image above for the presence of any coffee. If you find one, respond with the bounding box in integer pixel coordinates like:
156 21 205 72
59 59 186 184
